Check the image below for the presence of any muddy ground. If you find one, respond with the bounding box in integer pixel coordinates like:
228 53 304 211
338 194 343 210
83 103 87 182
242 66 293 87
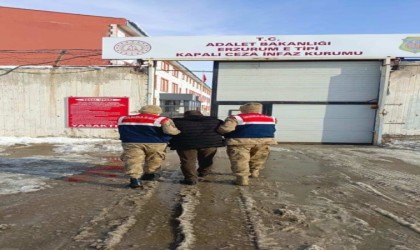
0 142 419 250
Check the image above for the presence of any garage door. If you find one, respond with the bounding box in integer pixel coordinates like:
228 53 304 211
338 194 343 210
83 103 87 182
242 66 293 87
216 61 381 143
272 104 376 143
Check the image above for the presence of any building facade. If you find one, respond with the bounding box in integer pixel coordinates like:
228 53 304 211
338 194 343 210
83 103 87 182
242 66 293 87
0 7 210 138
155 61 211 116
103 34 420 144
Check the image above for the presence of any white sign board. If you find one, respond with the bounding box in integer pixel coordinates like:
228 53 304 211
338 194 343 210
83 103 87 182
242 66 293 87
102 34 420 60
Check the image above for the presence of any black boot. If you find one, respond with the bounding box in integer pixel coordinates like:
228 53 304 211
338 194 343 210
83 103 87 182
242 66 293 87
141 172 161 181
128 178 143 189
198 171 210 177
179 179 198 185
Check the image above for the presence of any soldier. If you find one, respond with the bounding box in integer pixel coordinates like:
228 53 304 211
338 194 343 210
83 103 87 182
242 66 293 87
217 103 277 186
118 105 180 188
169 110 225 185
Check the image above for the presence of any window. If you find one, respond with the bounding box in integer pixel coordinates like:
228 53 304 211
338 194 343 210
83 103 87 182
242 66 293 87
172 83 179 93
172 68 179 77
160 78 169 92
161 61 170 72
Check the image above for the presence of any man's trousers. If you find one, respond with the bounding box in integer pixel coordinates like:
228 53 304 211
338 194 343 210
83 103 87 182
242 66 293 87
176 147 218 181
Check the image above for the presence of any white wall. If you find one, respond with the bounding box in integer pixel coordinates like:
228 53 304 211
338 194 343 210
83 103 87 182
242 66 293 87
382 62 420 140
0 67 147 138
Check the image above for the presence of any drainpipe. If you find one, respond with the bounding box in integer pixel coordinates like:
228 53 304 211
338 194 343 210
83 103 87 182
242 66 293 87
147 60 155 105
374 57 391 145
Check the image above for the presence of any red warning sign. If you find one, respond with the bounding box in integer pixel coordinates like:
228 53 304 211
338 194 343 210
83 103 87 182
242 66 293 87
68 97 129 128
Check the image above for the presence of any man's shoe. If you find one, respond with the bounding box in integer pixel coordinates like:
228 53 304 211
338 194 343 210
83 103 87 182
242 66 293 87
141 172 161 181
179 179 197 185
197 168 211 177
198 172 209 177
235 176 249 186
128 178 143 189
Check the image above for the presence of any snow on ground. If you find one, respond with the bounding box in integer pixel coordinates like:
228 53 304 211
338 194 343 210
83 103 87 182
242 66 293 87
0 137 122 195
383 139 420 151
176 187 200 250
0 137 419 196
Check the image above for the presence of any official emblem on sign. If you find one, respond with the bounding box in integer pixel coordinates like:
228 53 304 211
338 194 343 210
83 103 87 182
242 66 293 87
114 40 152 56
399 37 420 53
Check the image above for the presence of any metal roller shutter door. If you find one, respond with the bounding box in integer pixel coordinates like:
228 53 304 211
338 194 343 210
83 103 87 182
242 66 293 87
272 104 377 143
216 61 381 143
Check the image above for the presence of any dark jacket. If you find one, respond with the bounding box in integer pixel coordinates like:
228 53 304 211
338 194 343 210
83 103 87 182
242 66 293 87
169 116 225 150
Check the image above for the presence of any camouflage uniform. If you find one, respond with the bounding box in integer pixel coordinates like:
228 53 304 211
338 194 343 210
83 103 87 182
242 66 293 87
217 103 277 186
118 105 180 188
121 143 168 179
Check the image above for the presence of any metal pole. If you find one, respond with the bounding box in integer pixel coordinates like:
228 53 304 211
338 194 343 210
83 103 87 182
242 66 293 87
147 60 155 105
374 57 392 145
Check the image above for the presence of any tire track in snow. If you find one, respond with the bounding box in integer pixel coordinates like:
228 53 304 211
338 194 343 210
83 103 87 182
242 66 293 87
366 203 420 235
238 188 281 250
307 148 420 206
72 181 158 249
353 181 410 206
174 186 201 250
110 168 189 249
